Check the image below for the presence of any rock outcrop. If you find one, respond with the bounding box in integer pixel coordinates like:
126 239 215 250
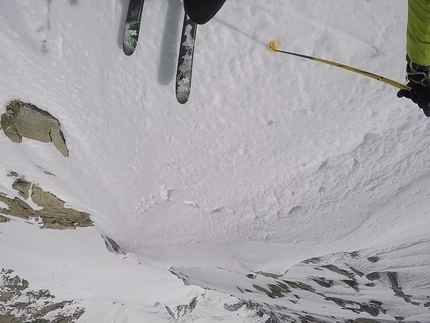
1 100 69 157
0 176 93 230
0 268 85 323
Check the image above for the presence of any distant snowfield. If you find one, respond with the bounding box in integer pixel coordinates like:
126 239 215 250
0 0 429 322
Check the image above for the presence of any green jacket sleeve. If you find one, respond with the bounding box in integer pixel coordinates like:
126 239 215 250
407 0 430 66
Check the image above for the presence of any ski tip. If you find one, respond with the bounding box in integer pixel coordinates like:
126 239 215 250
176 76 192 104
123 44 135 56
176 93 189 104
269 40 279 53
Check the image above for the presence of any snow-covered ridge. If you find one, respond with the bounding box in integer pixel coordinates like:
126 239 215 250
171 241 430 322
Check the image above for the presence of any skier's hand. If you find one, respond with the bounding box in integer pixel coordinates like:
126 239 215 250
397 82 430 117
398 58 430 117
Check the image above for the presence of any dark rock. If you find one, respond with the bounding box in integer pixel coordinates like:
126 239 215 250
365 272 380 281
323 264 355 279
367 257 379 263
311 277 333 288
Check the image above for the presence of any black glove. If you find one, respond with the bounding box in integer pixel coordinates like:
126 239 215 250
397 82 430 117
397 58 430 117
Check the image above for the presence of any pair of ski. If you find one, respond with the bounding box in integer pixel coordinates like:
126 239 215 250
123 0 196 104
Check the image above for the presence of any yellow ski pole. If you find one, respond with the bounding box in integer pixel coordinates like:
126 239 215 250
268 41 411 91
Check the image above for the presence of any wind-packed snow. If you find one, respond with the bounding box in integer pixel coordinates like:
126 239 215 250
1 0 429 322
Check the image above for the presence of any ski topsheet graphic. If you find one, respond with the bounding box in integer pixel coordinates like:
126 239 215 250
175 14 198 104
123 0 145 56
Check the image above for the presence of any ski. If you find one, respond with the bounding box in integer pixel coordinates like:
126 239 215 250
123 0 145 56
175 14 198 104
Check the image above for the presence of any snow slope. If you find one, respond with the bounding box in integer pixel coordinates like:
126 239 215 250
1 0 429 322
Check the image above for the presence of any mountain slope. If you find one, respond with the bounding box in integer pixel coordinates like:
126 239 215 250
1 0 429 322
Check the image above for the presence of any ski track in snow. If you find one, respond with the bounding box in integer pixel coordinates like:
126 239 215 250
0 0 429 322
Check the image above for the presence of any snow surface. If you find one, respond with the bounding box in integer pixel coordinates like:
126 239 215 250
0 0 429 322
